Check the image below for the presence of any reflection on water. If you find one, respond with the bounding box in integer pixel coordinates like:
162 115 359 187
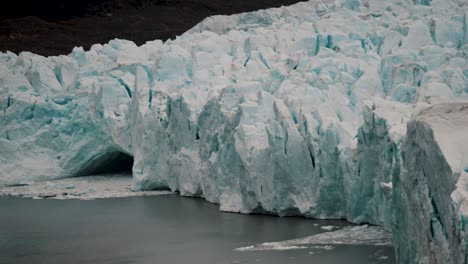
0 195 394 264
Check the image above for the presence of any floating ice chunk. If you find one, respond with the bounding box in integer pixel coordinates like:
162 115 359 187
235 244 308 251
311 245 334 250
320 225 337 231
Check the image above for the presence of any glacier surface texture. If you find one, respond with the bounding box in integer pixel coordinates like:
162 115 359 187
1 0 467 263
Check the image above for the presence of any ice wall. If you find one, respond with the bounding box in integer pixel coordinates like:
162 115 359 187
1 0 467 263
391 103 468 264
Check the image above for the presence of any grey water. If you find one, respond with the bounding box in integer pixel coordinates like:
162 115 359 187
0 195 394 264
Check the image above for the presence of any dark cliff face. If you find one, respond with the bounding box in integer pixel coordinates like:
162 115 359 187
0 0 304 56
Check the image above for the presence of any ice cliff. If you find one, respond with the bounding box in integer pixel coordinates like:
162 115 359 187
1 0 467 263
393 103 468 264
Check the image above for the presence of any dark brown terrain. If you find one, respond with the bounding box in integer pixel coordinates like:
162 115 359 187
0 0 305 56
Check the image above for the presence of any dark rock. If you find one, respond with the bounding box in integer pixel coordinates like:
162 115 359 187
0 0 305 56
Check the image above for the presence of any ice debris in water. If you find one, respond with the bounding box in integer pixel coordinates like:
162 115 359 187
311 245 335 250
320 225 337 231
0 0 467 263
234 225 392 252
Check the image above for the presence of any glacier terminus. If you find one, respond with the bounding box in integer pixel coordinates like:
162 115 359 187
1 0 467 263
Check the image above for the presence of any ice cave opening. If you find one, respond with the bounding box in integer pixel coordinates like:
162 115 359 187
73 151 134 177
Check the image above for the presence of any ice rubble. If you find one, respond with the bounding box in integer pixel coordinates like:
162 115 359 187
0 173 171 200
0 0 467 263
235 225 392 251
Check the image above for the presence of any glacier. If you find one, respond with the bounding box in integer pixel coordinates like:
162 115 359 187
0 0 467 263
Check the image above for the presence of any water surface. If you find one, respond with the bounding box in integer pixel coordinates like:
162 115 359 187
0 195 394 264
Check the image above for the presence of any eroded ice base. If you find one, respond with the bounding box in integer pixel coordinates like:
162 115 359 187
0 172 171 200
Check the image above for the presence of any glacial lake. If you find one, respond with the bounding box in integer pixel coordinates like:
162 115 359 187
0 195 394 264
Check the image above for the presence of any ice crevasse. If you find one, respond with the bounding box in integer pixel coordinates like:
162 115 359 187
0 0 467 263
